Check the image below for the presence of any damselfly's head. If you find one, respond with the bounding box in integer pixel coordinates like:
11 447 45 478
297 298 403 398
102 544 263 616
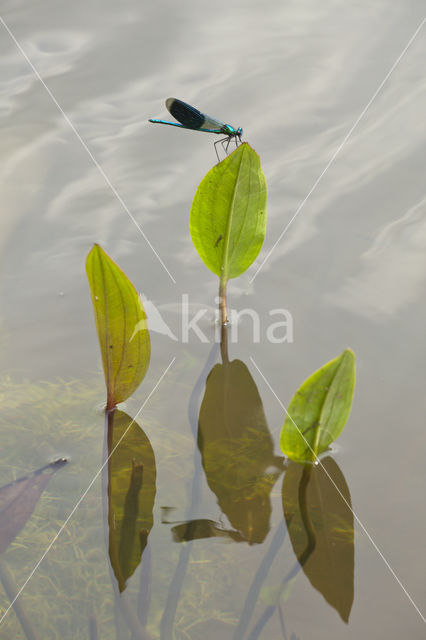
236 127 243 140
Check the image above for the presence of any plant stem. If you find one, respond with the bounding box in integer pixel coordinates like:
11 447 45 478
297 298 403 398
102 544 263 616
218 276 228 325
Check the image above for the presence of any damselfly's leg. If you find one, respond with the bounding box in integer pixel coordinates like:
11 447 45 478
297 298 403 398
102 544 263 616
214 138 222 162
215 136 231 161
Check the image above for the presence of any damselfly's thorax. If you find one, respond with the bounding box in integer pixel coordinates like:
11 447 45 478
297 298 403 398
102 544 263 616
221 124 243 139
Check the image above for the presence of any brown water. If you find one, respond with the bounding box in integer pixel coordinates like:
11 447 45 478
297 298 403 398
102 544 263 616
0 0 425 638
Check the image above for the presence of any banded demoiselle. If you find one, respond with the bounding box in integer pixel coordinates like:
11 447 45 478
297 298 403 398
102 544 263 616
149 97 243 161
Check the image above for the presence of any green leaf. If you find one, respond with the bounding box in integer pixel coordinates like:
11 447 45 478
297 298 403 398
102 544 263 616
189 143 267 282
86 244 150 409
282 458 354 622
280 349 355 462
198 359 283 544
107 410 156 592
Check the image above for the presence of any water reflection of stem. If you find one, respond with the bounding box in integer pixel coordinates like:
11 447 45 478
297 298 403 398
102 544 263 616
118 591 151 640
247 464 316 639
137 539 152 629
277 602 289 640
298 465 316 564
220 322 229 365
160 341 220 640
103 409 151 640
119 460 144 580
105 410 124 589
233 519 288 640
0 559 40 640
247 547 304 640
88 611 98 640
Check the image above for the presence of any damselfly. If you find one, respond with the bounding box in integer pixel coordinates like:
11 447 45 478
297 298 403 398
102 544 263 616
149 97 243 161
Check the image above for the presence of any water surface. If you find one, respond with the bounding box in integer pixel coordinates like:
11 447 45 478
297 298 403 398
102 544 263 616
0 1 425 638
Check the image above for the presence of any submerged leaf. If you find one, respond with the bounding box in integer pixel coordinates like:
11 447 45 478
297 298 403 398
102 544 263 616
190 143 267 282
171 519 245 543
0 460 67 554
86 244 150 409
282 458 354 622
280 349 355 462
198 359 284 544
107 410 156 592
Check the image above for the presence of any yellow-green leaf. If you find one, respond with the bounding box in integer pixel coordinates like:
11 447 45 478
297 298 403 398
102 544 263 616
86 244 150 409
190 143 267 282
280 349 355 462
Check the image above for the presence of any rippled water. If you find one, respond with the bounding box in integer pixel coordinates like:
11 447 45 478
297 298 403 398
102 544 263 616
0 1 425 638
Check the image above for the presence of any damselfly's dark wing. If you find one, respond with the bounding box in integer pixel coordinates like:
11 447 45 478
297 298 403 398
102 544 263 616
165 98 224 132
